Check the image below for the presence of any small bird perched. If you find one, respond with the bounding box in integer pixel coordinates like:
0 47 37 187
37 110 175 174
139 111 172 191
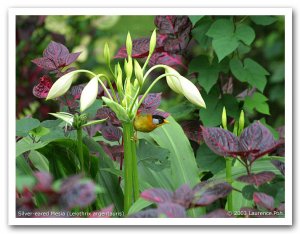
133 112 169 132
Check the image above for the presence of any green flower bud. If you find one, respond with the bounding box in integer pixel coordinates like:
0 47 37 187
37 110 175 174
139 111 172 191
238 110 245 135
126 32 132 57
134 59 143 86
149 29 157 55
222 106 227 130
124 57 133 79
104 43 110 66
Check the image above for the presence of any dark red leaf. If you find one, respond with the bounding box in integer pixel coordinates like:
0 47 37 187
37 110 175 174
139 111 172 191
101 125 122 142
193 181 232 206
31 57 57 71
181 120 203 144
237 172 276 187
271 160 285 176
89 204 114 218
201 209 233 218
140 188 173 203
138 93 162 114
115 38 151 59
99 142 124 161
173 184 194 208
32 75 53 98
149 52 188 72
56 67 77 78
253 192 275 211
34 171 53 192
128 209 158 218
157 202 186 218
201 126 239 157
162 26 192 53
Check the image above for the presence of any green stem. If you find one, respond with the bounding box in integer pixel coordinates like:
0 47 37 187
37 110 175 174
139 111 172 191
122 122 134 214
98 74 118 102
97 77 113 100
77 128 84 172
226 157 233 212
130 126 139 201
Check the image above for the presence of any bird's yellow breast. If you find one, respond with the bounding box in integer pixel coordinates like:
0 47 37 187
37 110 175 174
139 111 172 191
133 114 157 132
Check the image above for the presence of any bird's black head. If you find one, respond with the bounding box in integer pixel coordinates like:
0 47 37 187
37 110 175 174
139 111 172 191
152 115 165 125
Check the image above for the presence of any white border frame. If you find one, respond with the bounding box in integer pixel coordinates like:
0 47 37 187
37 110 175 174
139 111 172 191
8 8 292 226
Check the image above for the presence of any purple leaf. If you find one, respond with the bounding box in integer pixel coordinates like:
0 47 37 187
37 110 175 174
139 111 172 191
152 110 170 119
89 204 114 218
201 209 233 218
237 172 276 187
101 125 122 142
43 41 69 67
271 160 285 176
240 122 282 161
193 181 232 206
59 176 96 210
253 192 275 211
56 67 77 78
138 93 162 114
34 171 53 192
128 209 158 218
149 52 188 72
32 75 53 98
154 16 192 35
201 126 239 157
157 202 186 218
173 184 194 208
99 142 124 161
64 52 81 66
115 38 151 59
277 203 285 212
31 57 57 71
96 107 121 126
162 26 192 53
140 188 173 203
181 120 203 144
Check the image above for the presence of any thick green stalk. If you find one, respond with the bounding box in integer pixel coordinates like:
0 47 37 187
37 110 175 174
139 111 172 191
122 122 135 214
226 157 233 212
77 128 84 172
130 126 139 201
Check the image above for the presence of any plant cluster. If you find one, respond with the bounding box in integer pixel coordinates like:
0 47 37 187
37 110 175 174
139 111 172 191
16 15 285 219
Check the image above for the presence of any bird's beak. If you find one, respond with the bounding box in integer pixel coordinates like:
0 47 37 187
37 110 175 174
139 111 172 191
163 119 169 124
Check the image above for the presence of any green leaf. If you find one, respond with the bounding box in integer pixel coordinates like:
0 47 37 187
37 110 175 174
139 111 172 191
191 17 213 50
148 116 205 216
189 15 204 26
250 16 277 26
16 137 50 157
189 56 228 93
102 97 130 122
28 150 49 172
207 19 255 62
244 92 270 115
16 118 40 137
196 144 225 174
16 175 36 193
30 126 50 137
235 24 255 45
128 198 153 215
81 118 107 127
206 19 238 62
40 119 62 128
100 168 123 178
230 58 269 92
137 139 170 171
49 112 74 125
200 89 239 127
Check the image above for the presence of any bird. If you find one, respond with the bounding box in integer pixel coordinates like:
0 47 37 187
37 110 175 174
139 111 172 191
133 112 169 133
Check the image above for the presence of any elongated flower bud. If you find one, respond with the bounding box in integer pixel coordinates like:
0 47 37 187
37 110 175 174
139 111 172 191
80 76 99 112
46 71 77 100
149 29 157 55
165 66 206 108
134 60 143 86
104 43 110 67
126 32 132 57
222 106 227 130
